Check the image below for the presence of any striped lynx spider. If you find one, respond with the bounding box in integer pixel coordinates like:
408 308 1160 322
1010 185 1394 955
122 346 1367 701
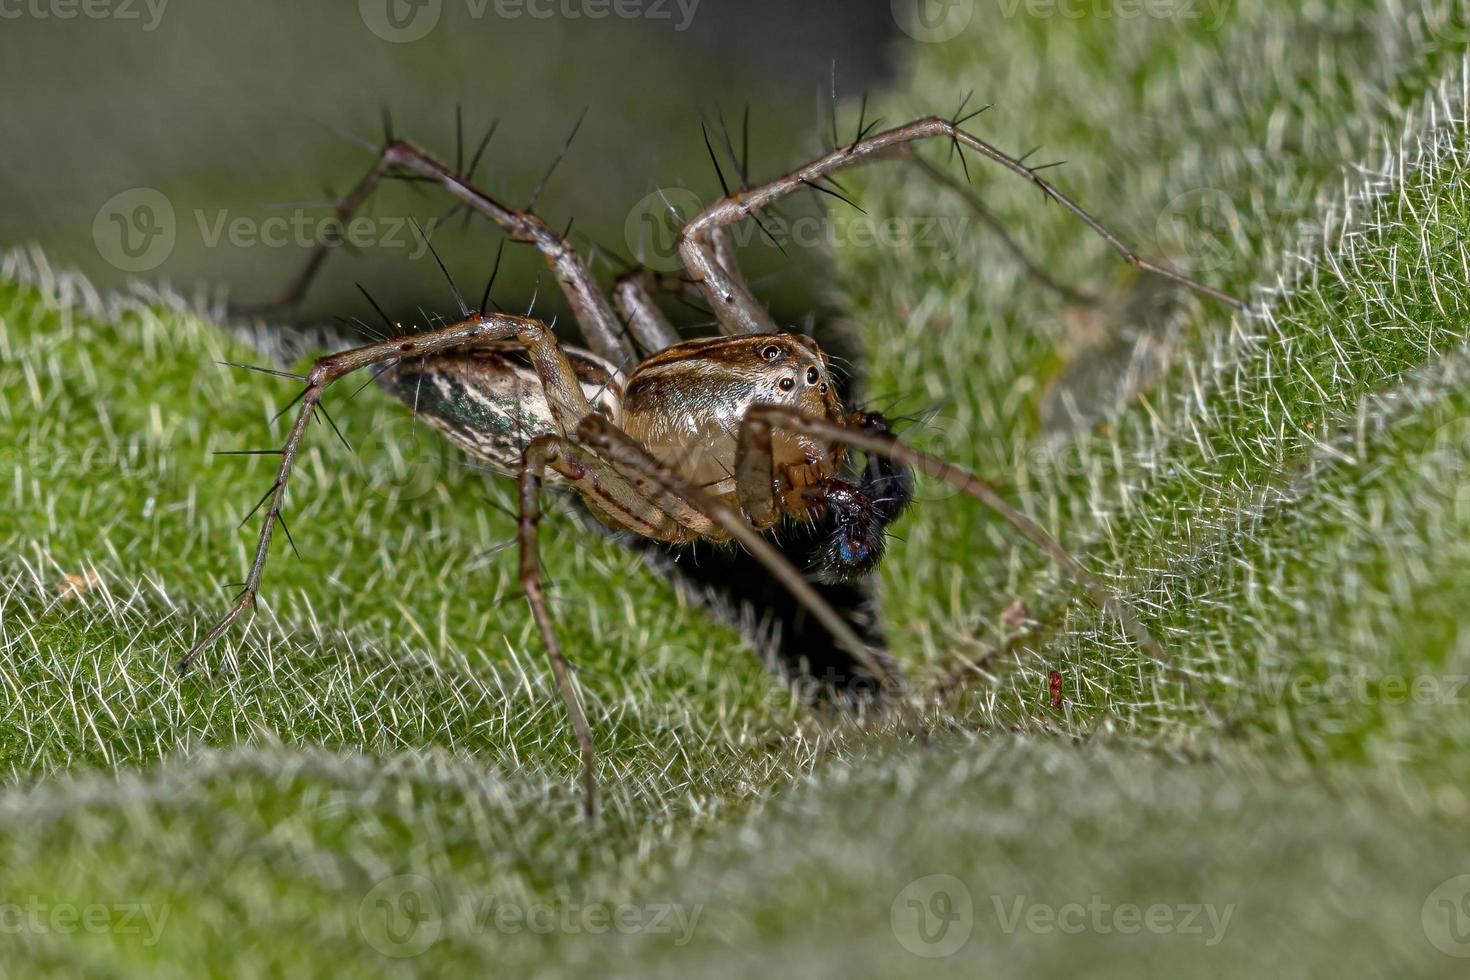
182 104 1242 815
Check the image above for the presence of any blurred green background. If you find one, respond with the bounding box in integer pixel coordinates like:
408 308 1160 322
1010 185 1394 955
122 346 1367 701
0 0 898 330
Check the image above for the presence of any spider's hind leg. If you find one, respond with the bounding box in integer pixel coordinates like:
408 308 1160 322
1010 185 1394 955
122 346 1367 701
179 311 558 673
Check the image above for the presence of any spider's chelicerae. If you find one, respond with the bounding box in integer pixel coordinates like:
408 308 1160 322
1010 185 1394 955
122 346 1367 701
182 107 1243 816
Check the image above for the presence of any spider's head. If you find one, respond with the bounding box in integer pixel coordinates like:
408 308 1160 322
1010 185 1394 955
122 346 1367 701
744 333 843 421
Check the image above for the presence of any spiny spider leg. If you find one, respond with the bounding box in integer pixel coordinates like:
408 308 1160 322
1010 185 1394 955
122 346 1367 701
236 137 635 366
611 268 684 353
517 436 598 818
737 404 1223 725
514 431 710 819
181 314 517 670
184 307 756 819
180 313 547 671
677 116 1246 336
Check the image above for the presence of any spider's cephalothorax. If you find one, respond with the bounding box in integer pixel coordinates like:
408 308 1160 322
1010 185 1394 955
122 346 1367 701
380 332 914 581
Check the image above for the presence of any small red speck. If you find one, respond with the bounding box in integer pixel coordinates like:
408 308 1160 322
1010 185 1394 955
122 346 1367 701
1048 670 1063 710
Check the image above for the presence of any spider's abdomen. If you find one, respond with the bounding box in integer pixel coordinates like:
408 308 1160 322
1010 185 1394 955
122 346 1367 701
378 340 624 479
619 334 845 504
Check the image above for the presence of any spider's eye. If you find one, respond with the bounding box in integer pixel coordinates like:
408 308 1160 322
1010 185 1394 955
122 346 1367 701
778 377 795 392
806 367 820 385
760 344 782 361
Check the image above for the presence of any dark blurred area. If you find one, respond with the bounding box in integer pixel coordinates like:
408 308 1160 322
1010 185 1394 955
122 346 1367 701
1 0 902 334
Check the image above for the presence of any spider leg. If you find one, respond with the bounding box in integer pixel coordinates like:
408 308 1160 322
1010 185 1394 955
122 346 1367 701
739 403 1222 724
515 431 700 819
611 268 685 354
236 138 634 365
179 311 600 673
518 435 598 818
676 116 1245 335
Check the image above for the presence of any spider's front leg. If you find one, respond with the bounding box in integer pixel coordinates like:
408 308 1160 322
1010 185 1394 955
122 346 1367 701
737 404 1223 724
183 309 657 819
237 133 635 365
677 116 1244 337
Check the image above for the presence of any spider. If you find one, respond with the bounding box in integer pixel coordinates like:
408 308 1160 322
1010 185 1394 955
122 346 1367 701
181 105 1243 817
